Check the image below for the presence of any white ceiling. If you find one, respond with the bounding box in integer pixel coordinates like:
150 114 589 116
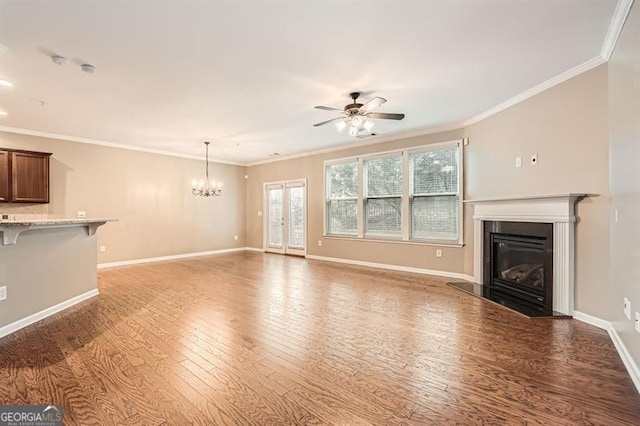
0 1 618 165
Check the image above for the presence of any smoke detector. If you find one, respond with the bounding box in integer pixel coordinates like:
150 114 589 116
51 55 69 66
81 64 96 74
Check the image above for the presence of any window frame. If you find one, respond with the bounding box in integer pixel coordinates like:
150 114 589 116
323 139 464 246
324 158 359 237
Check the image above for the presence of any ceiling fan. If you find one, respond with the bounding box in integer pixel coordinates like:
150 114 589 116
314 92 405 137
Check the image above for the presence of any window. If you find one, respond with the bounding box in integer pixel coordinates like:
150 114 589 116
325 161 358 236
409 146 459 241
364 155 402 237
324 140 462 244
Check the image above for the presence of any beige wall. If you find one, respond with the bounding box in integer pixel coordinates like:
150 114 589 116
247 64 610 318
0 132 247 263
246 129 467 274
0 226 98 329
609 3 640 367
465 64 610 317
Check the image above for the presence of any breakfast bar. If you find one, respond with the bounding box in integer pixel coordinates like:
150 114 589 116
0 217 116 336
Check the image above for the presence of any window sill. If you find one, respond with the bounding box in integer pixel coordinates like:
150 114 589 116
322 235 464 248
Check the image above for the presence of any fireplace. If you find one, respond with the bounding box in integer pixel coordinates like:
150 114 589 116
484 221 553 313
465 193 585 316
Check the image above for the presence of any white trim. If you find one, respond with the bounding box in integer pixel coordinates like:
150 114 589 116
306 254 474 282
463 56 606 127
0 289 99 339
0 126 243 166
573 310 613 331
573 310 640 395
244 247 264 252
601 0 634 60
97 247 249 269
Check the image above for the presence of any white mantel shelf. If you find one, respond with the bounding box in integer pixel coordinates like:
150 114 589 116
466 194 588 315
0 218 117 245
464 193 587 204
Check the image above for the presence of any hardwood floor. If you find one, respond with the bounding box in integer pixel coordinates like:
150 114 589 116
1 252 639 425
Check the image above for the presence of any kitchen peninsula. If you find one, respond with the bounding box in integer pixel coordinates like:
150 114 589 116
0 217 116 337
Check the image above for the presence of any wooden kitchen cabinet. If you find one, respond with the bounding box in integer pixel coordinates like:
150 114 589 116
0 151 8 202
0 148 52 203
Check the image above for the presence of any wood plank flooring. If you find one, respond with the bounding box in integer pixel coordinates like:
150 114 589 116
1 252 639 425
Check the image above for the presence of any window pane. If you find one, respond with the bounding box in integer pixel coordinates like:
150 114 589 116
327 162 358 199
328 199 357 235
366 156 402 197
410 148 458 195
411 196 459 240
288 186 304 248
268 188 283 247
365 198 402 236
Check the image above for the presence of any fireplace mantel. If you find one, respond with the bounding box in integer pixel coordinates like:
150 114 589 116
466 193 586 315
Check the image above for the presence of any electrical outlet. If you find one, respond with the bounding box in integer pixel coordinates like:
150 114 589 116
0 286 6 301
77 210 86 218
624 297 631 320
318 240 322 247
635 312 640 333
234 235 239 241
530 154 538 166
99 245 107 253
436 249 442 258
257 211 263 217
515 157 522 168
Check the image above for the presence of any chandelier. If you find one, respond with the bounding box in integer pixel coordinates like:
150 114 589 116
192 141 222 197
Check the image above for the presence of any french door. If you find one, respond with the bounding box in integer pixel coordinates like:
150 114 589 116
265 180 306 256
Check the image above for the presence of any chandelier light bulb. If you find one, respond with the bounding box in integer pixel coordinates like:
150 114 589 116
351 116 363 128
335 120 347 132
349 126 359 137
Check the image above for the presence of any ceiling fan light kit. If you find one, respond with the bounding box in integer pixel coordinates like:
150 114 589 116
314 92 405 138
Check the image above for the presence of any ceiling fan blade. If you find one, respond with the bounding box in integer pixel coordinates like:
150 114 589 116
315 105 344 112
367 112 405 120
313 117 345 127
359 97 386 112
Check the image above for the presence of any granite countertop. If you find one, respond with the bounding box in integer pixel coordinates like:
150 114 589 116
0 218 117 226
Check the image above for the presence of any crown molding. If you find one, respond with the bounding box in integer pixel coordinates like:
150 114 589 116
463 55 606 127
0 126 244 166
245 121 464 167
601 0 634 61
2 0 627 168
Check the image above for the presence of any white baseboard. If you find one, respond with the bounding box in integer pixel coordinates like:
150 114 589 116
0 289 99 339
244 247 265 252
574 310 640 394
305 254 474 282
98 247 255 269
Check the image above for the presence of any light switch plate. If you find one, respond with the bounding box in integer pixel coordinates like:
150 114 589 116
0 286 6 301
635 312 640 333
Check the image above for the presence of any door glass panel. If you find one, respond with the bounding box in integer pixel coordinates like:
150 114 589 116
288 186 304 249
268 188 283 247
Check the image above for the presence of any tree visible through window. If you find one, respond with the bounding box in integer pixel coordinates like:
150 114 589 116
364 156 402 237
326 161 358 235
409 147 459 240
324 141 461 243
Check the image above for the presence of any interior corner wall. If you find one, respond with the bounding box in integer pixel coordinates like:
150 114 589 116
0 132 248 263
608 2 640 368
245 129 467 274
464 64 610 318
